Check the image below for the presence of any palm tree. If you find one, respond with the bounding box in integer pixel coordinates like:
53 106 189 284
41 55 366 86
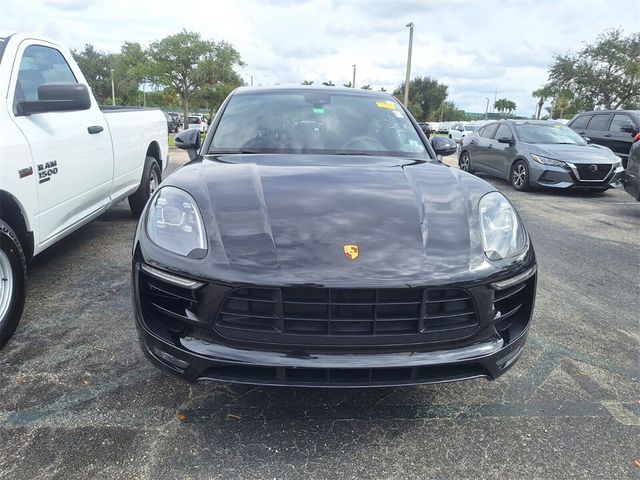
532 86 552 119
343 81 352 88
379 87 387 92
361 84 372 90
322 80 335 87
301 80 314 85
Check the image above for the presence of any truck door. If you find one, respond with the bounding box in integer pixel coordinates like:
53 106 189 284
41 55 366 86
8 41 113 249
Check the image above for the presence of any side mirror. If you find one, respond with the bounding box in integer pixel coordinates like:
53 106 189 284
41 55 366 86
431 136 457 157
174 128 201 160
497 136 514 145
16 83 91 116
583 136 591 143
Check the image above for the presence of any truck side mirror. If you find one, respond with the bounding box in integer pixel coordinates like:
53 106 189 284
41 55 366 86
174 128 201 161
16 83 91 116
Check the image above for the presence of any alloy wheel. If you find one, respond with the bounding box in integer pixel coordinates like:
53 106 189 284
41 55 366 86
0 250 13 324
513 164 526 189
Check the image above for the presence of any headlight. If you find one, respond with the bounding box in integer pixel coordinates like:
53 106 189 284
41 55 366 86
479 192 527 261
146 186 207 257
531 154 566 167
612 157 623 169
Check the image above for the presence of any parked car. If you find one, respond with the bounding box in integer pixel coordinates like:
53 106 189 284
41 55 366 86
0 33 168 347
418 122 431 137
623 134 640 201
187 115 207 133
449 123 480 142
567 110 640 168
133 86 537 387
458 120 624 192
164 112 179 133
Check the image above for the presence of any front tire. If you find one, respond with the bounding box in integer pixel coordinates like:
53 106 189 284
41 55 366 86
129 156 161 218
510 160 530 192
0 220 27 349
459 151 474 174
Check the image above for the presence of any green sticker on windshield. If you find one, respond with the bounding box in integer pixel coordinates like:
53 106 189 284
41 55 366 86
313 107 325 114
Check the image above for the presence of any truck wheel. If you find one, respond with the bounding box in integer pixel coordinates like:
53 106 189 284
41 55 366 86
0 220 27 349
129 156 161 218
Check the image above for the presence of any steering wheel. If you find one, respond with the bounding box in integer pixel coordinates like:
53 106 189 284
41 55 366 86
341 136 385 150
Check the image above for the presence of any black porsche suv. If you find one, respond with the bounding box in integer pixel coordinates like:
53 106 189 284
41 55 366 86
133 87 537 388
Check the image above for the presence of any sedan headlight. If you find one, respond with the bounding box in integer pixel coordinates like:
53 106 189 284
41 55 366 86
479 192 527 261
531 154 567 167
612 157 623 169
146 186 207 257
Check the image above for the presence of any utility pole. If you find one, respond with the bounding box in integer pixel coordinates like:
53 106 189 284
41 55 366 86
142 83 146 108
484 97 489 119
251 75 253 86
492 90 497 113
403 22 414 107
352 64 356 88
110 68 115 106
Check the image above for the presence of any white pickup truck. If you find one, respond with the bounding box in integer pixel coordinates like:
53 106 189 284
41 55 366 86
0 33 168 347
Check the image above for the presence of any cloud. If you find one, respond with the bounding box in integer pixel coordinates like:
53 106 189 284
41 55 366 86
2 0 638 116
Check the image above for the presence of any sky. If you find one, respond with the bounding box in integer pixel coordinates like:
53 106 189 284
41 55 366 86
2 0 639 117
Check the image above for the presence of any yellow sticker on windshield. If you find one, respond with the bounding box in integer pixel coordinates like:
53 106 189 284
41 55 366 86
376 101 396 109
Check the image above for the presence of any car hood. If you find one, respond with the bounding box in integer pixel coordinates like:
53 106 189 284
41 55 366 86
528 143 616 164
149 155 531 286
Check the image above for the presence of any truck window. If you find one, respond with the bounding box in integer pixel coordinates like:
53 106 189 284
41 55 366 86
14 45 77 105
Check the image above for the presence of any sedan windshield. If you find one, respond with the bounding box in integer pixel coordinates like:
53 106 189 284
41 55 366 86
464 125 479 131
516 123 586 145
210 91 428 158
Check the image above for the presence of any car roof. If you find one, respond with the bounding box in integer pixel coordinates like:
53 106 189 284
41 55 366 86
233 85 395 99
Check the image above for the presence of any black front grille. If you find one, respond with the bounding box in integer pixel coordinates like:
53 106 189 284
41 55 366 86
215 287 479 346
575 164 611 181
202 363 488 386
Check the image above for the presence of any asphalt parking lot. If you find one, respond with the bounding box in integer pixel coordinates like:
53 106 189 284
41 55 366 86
1 149 638 480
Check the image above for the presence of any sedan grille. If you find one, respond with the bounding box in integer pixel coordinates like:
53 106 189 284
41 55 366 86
575 164 611 181
215 287 479 346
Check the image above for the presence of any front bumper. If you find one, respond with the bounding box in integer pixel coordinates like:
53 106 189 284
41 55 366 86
532 163 624 190
133 261 537 388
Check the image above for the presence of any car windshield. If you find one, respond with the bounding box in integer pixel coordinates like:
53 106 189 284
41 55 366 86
465 125 479 131
188 117 201 124
515 123 587 145
209 91 429 158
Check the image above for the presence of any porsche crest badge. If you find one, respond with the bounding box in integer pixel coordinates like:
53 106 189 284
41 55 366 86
343 244 359 260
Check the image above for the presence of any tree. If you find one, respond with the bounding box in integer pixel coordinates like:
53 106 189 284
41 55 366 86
361 84 372 90
393 76 448 120
301 80 314 85
149 30 218 127
72 44 114 103
546 28 640 110
322 80 335 86
440 101 466 121
343 81 352 88
532 86 553 120
494 98 516 117
195 40 244 115
379 87 387 92
112 41 151 106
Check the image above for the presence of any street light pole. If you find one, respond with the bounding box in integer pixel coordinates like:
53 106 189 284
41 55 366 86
484 97 489 119
403 22 414 107
110 68 115 106
352 64 356 88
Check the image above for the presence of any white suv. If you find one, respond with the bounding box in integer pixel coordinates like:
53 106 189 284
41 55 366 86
449 123 480 142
